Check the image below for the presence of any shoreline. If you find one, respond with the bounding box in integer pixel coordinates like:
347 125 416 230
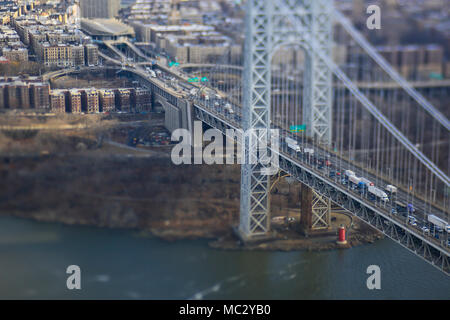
0 119 384 253
0 208 384 253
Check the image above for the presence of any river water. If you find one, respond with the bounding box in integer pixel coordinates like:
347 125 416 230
0 216 448 299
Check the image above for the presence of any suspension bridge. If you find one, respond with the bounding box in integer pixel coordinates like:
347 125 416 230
46 0 450 275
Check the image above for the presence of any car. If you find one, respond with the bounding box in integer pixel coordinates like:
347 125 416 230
385 185 398 193
345 170 355 177
421 226 430 234
408 216 417 226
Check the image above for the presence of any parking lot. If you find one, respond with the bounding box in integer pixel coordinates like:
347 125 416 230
127 125 173 148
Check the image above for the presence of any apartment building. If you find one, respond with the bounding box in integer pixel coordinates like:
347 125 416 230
2 81 31 109
30 83 50 110
131 88 151 112
50 91 66 113
81 88 99 113
65 90 82 114
40 43 72 67
2 46 28 62
0 77 49 110
98 89 115 112
80 0 120 19
71 44 85 66
114 88 131 112
85 44 99 66
164 33 241 64
376 44 445 80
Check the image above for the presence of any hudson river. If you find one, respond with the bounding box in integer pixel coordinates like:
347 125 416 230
0 216 448 299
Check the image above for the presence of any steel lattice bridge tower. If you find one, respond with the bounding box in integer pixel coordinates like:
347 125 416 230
239 0 333 239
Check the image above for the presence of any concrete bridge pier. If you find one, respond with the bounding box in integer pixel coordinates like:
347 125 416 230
300 183 331 235
150 93 193 136
162 99 199 149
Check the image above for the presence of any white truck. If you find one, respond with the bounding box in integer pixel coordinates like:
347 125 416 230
285 137 298 146
427 214 450 233
287 143 301 152
360 177 374 186
285 137 301 152
345 170 355 178
385 185 398 194
303 148 314 155
349 175 361 185
368 186 389 202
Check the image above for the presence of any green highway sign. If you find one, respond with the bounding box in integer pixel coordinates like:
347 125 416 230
290 124 306 132
429 72 443 80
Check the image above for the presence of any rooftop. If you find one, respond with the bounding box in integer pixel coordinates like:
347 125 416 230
80 19 135 37
144 24 214 33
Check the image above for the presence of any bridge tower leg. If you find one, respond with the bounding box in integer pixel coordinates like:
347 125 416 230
239 0 333 240
300 184 331 234
302 0 333 145
238 0 273 240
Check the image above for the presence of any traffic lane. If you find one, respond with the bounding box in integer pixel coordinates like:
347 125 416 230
289 145 444 232
270 124 444 228
277 130 448 221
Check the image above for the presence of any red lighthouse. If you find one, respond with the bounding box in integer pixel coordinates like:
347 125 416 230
337 225 347 245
